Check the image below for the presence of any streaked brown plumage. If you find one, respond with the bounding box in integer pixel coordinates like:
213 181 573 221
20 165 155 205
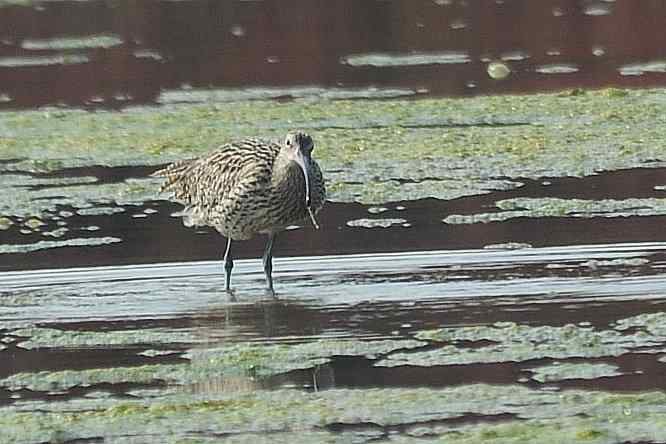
153 131 325 294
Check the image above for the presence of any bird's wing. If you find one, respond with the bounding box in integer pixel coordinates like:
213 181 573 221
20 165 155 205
154 139 280 208
152 158 195 191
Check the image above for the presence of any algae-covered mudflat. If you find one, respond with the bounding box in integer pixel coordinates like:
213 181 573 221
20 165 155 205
1 88 665 207
3 243 666 443
1 88 666 264
2 87 666 443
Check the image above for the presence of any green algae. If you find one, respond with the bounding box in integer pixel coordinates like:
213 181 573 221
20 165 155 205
5 384 666 444
529 362 623 383
379 315 666 367
139 349 180 357
345 217 408 228
187 338 425 377
428 409 666 444
207 431 369 444
22 217 44 230
0 236 122 254
1 338 424 391
158 86 420 104
487 61 512 79
20 34 123 50
5 312 666 443
614 311 666 337
580 258 649 269
6 312 666 393
341 51 471 66
444 197 666 224
0 216 13 230
1 87 666 210
535 63 580 74
619 60 666 76
1 364 180 392
0 54 89 67
0 172 154 219
13 327 199 349
133 49 164 61
575 429 606 440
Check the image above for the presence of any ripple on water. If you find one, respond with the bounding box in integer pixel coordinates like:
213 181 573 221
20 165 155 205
340 51 471 67
535 64 580 74
619 60 666 76
133 49 164 61
0 54 89 67
444 197 666 224
346 218 408 228
500 50 529 61
20 35 123 50
583 2 613 16
157 86 419 104
0 237 122 254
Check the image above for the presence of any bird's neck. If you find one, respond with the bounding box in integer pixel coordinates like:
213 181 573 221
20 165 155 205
272 151 306 198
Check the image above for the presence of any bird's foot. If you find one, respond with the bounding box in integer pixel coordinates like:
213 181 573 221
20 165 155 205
225 287 237 301
265 287 277 298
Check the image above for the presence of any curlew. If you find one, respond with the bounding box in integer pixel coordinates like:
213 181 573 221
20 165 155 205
153 131 326 295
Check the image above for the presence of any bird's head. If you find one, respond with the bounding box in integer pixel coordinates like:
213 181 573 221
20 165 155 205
284 131 314 208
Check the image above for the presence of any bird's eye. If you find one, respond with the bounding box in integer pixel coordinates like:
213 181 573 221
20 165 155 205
286 139 291 146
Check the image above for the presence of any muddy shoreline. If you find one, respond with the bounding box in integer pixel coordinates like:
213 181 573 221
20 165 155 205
2 166 666 271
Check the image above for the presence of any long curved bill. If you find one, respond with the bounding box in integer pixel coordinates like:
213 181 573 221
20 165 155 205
294 151 320 230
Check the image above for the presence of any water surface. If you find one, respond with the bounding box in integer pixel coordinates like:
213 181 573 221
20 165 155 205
2 0 666 108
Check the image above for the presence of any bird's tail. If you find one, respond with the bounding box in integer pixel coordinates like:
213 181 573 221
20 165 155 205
151 159 195 193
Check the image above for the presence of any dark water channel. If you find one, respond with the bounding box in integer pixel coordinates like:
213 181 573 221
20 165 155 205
1 165 665 270
1 0 666 108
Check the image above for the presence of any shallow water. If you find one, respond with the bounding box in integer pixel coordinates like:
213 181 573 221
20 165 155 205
2 0 666 108
4 241 666 442
2 164 666 270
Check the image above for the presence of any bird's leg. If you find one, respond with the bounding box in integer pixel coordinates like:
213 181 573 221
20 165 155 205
262 233 276 296
223 238 234 293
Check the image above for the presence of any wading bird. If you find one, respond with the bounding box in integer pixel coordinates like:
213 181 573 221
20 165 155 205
153 132 325 295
